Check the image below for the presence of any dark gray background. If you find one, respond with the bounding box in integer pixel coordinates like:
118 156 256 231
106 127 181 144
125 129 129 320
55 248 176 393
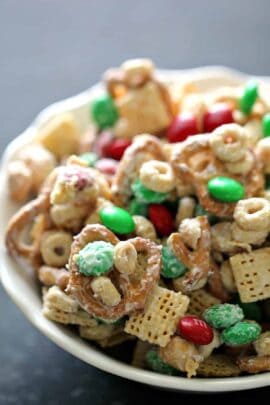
1 1 270 403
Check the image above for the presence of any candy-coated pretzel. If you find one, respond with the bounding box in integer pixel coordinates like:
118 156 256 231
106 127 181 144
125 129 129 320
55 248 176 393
171 134 264 217
112 134 167 206
67 224 162 320
168 216 211 291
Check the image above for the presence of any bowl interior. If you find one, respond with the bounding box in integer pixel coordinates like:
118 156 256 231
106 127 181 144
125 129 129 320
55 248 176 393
1 66 270 392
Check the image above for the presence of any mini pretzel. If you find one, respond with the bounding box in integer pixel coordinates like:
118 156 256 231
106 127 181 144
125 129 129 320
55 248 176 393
38 265 70 290
171 133 264 217
112 134 166 206
5 192 51 270
237 355 270 374
67 224 162 320
168 216 211 291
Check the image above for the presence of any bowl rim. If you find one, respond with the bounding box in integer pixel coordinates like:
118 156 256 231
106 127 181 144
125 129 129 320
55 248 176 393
1 65 270 392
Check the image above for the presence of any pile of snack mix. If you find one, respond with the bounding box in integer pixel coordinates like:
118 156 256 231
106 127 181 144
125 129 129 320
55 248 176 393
6 59 270 378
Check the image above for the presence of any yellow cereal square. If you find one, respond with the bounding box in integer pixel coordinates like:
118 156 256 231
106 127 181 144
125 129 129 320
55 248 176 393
124 286 189 347
230 247 270 303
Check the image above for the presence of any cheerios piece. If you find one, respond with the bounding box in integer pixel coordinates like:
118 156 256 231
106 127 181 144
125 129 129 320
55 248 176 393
40 230 73 267
210 123 247 162
178 218 201 250
139 160 175 193
175 197 196 227
225 150 254 175
113 241 137 275
91 276 121 307
133 215 157 241
233 198 270 231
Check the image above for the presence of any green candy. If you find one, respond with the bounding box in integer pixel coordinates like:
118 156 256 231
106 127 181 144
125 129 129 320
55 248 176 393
80 152 98 167
222 321 261 346
131 179 169 203
128 199 148 217
91 93 118 129
239 80 258 115
161 246 187 278
262 113 270 137
75 241 114 276
207 176 245 203
146 350 179 375
100 205 135 234
203 304 244 329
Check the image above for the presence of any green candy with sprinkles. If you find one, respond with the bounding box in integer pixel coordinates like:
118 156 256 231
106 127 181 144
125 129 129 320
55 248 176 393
75 241 114 276
161 246 187 278
203 304 244 329
222 321 261 346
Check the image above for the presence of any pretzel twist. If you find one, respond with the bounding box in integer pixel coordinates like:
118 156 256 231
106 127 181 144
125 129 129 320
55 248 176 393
67 224 162 320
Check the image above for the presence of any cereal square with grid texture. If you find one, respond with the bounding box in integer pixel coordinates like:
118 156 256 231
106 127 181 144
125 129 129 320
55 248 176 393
124 285 189 347
188 289 221 316
197 354 241 377
230 247 270 303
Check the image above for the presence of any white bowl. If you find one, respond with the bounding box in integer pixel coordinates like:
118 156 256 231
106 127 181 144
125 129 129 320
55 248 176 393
1 67 270 392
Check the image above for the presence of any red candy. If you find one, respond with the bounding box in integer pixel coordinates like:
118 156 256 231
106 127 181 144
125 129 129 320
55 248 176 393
166 113 199 143
203 103 234 133
103 138 132 160
148 204 174 236
178 315 214 345
95 158 119 176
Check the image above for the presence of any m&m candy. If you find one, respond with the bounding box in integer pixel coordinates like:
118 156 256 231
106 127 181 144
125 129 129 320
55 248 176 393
178 315 214 345
207 176 245 203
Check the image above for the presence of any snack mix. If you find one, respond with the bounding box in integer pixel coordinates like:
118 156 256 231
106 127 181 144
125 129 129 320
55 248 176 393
6 59 270 378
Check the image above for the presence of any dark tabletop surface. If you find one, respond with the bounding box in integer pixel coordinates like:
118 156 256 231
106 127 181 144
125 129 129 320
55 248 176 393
1 1 270 403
